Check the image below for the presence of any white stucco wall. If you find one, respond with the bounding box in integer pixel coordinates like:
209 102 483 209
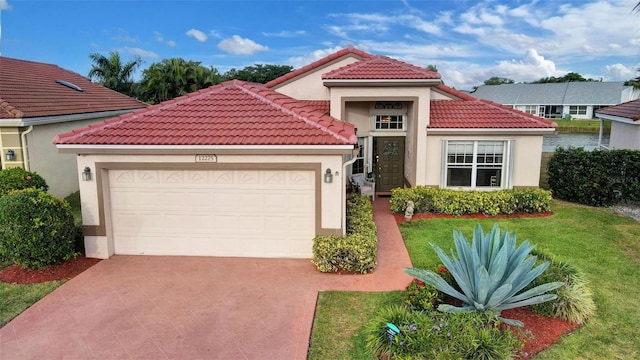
27 117 123 197
610 122 640 150
424 134 544 188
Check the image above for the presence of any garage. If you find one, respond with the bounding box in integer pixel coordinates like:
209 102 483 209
108 169 316 258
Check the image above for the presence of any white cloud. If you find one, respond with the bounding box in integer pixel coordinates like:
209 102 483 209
286 46 344 68
107 28 138 43
120 46 159 59
0 0 10 11
166 40 176 47
154 31 175 46
217 35 268 55
262 30 307 38
209 30 223 39
186 28 208 42
604 63 637 81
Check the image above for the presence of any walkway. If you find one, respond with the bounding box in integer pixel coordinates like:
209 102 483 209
0 198 412 359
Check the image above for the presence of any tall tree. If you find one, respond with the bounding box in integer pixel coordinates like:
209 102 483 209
88 52 142 97
531 72 595 84
483 77 514 85
426 65 438 72
138 58 221 104
222 64 293 83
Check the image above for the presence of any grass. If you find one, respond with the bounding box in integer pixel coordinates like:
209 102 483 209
308 200 640 359
553 119 610 134
0 191 82 328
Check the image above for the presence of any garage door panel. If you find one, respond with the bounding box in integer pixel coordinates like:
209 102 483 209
110 169 315 258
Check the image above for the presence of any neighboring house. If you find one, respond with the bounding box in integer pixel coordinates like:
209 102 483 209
0 57 147 197
472 82 639 119
54 47 556 260
595 99 640 150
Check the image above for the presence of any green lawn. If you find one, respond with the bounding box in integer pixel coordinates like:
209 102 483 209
553 119 610 134
0 191 82 328
308 200 640 359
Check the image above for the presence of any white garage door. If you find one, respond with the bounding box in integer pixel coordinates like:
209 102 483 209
108 169 316 258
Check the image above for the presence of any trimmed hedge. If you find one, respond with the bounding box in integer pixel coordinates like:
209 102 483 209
312 194 377 273
0 167 48 198
0 188 76 269
390 187 552 216
548 147 640 206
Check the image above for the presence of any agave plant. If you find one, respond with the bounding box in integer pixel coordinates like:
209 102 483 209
405 223 563 327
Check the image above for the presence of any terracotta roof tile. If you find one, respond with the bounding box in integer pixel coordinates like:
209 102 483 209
265 46 372 88
323 55 441 80
0 57 146 119
430 85 557 129
54 80 356 146
595 99 640 121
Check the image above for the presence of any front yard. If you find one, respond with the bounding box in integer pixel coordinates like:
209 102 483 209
309 200 640 359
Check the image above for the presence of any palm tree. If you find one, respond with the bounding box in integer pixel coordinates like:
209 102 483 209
88 51 142 97
138 58 220 104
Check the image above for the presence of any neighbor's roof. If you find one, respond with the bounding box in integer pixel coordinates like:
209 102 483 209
54 80 357 146
471 82 633 105
595 99 640 122
430 85 557 129
265 46 372 88
0 57 146 119
322 55 441 81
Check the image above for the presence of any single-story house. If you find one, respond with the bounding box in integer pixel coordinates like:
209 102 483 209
595 99 640 150
0 57 147 197
471 82 639 119
54 47 556 259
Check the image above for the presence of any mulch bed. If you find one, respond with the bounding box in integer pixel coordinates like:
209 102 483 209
0 255 101 284
395 211 553 223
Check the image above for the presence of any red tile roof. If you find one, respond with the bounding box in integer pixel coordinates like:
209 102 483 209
0 57 146 119
301 100 330 114
323 55 441 81
54 80 356 146
595 99 640 121
430 85 557 129
265 46 372 88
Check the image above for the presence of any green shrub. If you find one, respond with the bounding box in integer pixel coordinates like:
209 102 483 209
0 188 76 269
402 278 442 311
527 250 596 324
312 194 377 273
365 305 521 359
390 187 551 216
548 147 640 206
0 167 48 198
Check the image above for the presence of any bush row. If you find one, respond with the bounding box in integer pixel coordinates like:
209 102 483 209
312 194 377 273
548 147 640 206
0 168 77 269
390 187 552 216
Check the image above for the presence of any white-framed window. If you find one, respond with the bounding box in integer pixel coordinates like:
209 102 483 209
524 105 537 115
352 137 365 175
444 140 508 188
569 106 587 115
373 114 405 130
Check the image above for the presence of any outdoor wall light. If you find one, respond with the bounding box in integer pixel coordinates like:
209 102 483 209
82 167 92 181
324 168 333 183
5 149 15 161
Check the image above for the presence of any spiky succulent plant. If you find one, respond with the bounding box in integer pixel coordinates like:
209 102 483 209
405 223 563 327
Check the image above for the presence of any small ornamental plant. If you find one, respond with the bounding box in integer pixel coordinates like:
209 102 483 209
402 278 442 311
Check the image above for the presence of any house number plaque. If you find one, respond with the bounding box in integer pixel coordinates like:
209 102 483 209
195 154 218 163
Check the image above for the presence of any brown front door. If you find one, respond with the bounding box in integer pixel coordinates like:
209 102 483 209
374 137 405 192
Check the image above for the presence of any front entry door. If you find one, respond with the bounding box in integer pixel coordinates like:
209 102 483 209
374 137 405 192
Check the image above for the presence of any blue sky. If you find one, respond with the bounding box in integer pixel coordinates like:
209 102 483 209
2 0 640 90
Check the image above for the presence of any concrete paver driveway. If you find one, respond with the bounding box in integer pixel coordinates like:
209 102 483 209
0 199 412 359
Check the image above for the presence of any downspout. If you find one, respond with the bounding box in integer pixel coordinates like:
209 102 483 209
20 125 34 171
341 149 359 236
598 118 604 149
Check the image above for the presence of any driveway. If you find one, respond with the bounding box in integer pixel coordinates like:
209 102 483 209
0 199 412 359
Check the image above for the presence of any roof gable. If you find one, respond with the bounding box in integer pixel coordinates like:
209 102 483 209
265 46 372 89
0 57 146 119
472 82 631 105
322 55 441 81
54 80 356 146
